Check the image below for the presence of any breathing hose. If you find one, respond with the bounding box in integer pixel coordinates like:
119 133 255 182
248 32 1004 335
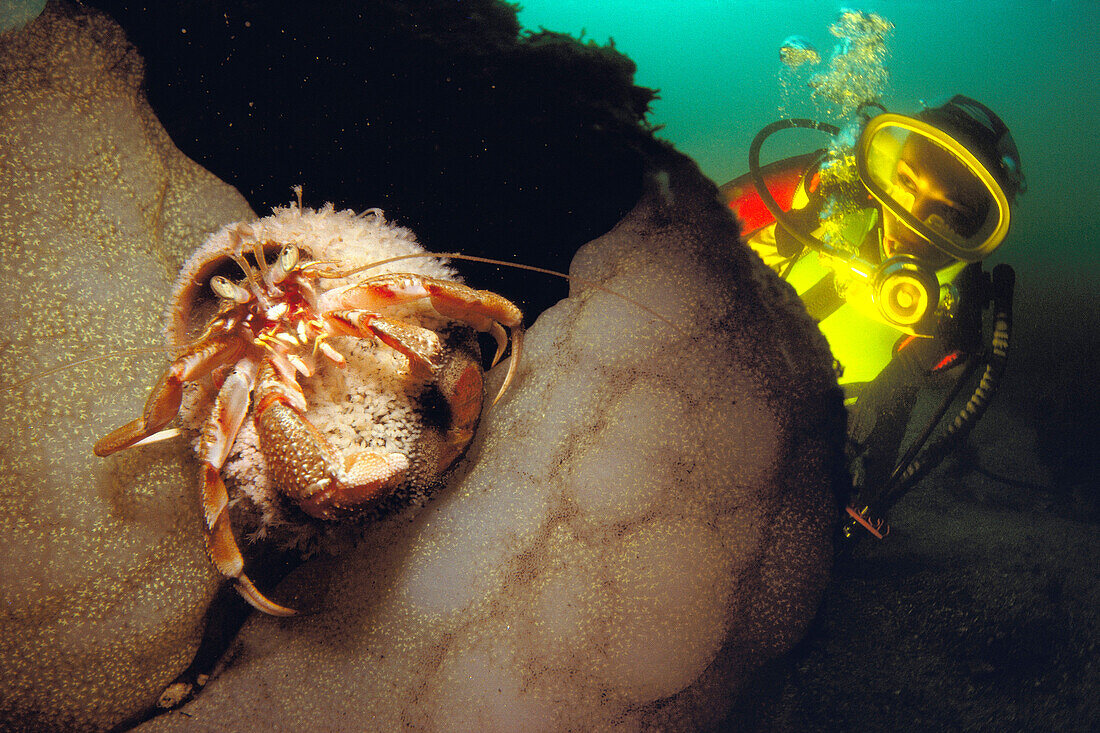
875 264 1016 515
747 118 838 255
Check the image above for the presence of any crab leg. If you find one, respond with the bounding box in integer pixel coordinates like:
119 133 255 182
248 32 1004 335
319 274 524 402
417 278 525 403
196 358 297 617
326 312 444 380
424 341 486 473
253 360 410 521
94 333 246 457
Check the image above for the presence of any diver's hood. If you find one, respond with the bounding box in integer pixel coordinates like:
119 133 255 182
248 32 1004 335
856 112 1013 262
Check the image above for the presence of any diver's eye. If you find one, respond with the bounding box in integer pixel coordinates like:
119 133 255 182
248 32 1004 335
896 169 918 193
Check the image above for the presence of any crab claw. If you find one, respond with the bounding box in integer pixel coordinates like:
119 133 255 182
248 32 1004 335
253 360 411 521
293 451 411 520
419 280 523 404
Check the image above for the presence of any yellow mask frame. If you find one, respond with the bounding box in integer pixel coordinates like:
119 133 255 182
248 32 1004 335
856 113 1012 262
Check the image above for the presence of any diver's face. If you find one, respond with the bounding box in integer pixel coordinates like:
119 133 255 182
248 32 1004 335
881 135 988 268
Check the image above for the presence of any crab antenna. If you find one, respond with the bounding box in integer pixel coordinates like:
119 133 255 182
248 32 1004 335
333 251 683 335
230 250 268 307
252 238 271 281
228 228 276 312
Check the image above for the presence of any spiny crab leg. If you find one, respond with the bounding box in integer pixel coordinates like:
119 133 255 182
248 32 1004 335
253 360 410 521
94 334 245 457
319 274 524 403
93 334 296 615
197 358 297 616
416 278 524 403
327 311 444 380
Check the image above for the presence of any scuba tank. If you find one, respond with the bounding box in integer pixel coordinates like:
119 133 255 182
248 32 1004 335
720 148 828 238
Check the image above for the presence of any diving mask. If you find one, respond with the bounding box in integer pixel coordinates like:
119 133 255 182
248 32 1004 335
856 113 1012 262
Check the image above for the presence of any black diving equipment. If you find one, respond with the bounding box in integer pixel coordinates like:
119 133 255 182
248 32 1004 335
880 264 1015 507
840 264 1016 545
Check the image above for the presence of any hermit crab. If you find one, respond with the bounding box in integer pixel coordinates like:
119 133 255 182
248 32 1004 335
93 195 523 616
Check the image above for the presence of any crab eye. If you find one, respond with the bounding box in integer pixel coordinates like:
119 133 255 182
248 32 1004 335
271 244 300 284
211 275 251 303
281 244 299 271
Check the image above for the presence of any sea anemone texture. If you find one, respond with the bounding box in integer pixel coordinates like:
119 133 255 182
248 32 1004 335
0 4 254 732
137 150 846 731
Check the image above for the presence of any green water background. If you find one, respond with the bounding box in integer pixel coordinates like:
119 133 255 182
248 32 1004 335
518 0 1099 494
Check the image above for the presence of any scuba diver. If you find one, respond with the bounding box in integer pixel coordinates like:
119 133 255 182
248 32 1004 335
721 95 1025 545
